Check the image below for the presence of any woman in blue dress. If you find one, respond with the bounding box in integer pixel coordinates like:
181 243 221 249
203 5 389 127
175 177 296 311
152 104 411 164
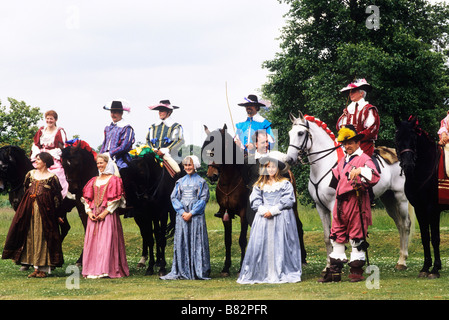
160 155 211 280
237 154 302 284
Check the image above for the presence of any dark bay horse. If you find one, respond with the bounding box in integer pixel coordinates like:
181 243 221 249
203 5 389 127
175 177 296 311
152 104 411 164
126 148 177 276
0 146 33 210
60 140 98 264
395 116 449 278
202 125 249 276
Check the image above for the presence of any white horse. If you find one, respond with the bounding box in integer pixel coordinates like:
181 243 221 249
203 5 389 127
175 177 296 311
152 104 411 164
286 111 412 270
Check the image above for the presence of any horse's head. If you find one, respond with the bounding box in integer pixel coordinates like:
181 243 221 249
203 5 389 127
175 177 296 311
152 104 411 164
61 143 97 195
0 146 32 193
202 124 241 184
286 111 312 165
395 116 420 175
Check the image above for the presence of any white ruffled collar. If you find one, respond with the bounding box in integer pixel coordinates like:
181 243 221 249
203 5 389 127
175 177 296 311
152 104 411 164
260 180 288 193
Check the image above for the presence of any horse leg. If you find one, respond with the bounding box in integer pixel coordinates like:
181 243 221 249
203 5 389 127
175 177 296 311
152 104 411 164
293 203 307 264
74 199 88 266
416 211 432 277
379 190 411 270
316 203 332 272
238 208 248 273
221 217 232 276
429 212 442 279
145 219 156 276
134 214 149 269
155 211 168 276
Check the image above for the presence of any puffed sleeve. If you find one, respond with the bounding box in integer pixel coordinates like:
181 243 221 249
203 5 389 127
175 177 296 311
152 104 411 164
170 179 185 215
250 185 269 216
190 177 209 216
81 177 96 213
269 181 295 216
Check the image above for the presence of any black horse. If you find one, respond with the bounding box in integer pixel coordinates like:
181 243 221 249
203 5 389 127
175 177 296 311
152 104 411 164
395 116 449 278
0 146 33 210
60 141 98 264
126 149 178 276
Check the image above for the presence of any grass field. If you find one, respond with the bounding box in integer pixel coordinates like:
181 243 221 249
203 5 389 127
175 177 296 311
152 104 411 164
1 201 449 302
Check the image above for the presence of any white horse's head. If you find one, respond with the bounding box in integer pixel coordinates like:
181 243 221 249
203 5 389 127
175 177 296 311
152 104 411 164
286 111 311 165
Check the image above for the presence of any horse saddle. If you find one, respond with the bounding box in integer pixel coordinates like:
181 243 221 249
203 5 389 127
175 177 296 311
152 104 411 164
374 146 399 165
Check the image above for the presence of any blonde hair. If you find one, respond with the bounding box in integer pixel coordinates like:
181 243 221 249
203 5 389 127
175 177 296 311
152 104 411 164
254 161 288 188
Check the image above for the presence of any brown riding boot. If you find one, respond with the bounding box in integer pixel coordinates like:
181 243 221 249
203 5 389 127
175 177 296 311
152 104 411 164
317 258 346 283
348 260 365 282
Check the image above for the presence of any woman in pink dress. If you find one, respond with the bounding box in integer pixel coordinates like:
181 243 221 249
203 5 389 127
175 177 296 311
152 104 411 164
81 153 129 279
31 110 69 198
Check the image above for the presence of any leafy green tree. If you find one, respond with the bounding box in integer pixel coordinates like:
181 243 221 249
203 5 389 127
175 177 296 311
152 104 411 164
262 0 449 204
0 98 41 153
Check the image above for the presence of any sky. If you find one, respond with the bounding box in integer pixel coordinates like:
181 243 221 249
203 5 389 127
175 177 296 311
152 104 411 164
0 1 290 150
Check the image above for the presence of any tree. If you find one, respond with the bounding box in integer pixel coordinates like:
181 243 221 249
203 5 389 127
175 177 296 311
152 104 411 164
0 98 42 152
262 0 449 204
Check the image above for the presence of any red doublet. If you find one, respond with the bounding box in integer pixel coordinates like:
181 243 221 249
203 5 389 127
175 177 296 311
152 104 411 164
336 103 379 157
330 152 380 243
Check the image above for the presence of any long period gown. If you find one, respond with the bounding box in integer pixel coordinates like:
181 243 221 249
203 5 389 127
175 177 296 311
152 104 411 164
81 175 129 278
160 173 211 280
2 170 64 272
31 126 69 198
237 179 302 284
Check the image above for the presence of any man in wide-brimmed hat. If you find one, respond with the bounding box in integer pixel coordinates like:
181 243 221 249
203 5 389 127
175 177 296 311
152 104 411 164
234 94 274 154
318 125 380 283
146 99 184 175
336 78 379 157
100 100 135 173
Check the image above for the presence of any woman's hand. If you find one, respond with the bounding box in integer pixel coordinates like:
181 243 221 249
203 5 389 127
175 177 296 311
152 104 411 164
96 210 109 221
263 211 273 219
182 212 193 222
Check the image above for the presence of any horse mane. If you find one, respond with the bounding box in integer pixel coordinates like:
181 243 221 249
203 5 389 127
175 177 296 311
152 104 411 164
303 115 344 160
303 115 338 141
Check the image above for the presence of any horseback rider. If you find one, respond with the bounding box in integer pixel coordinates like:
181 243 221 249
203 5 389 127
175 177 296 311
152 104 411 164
337 78 380 205
318 125 380 283
147 100 184 177
234 94 274 154
100 100 135 176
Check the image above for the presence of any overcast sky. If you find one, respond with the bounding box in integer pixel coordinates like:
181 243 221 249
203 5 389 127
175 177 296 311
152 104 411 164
0 1 289 150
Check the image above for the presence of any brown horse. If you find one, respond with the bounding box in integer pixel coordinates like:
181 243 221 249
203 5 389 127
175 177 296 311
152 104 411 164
202 125 249 276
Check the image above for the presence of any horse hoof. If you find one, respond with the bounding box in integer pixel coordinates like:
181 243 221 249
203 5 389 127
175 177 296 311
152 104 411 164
137 263 146 268
418 271 429 278
220 272 230 277
395 263 407 271
158 269 167 277
145 268 154 276
428 272 440 279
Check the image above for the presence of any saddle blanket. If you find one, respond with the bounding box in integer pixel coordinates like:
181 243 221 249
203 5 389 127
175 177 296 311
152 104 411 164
438 145 449 204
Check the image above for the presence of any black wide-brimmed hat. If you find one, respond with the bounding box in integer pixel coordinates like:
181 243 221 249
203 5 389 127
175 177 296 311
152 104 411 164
148 99 180 111
103 100 131 112
238 94 266 107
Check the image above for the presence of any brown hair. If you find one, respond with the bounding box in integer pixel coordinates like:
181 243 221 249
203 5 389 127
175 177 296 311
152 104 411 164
37 152 54 168
254 161 288 188
45 110 58 121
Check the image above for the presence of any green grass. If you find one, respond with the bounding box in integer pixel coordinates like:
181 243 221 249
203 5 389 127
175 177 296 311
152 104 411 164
1 201 449 300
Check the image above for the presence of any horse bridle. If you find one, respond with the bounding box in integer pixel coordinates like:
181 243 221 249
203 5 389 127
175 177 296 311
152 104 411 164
288 120 341 165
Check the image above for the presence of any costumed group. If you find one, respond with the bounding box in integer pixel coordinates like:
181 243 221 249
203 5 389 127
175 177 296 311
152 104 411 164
3 78 428 284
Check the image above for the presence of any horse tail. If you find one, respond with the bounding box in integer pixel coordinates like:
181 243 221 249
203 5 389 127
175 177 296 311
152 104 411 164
408 202 416 245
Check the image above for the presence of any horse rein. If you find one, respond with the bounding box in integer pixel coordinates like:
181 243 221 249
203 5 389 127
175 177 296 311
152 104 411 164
289 120 342 165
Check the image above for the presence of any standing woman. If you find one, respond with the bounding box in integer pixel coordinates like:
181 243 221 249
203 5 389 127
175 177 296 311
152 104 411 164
160 155 211 280
237 154 302 284
31 110 69 198
2 152 64 278
81 153 129 279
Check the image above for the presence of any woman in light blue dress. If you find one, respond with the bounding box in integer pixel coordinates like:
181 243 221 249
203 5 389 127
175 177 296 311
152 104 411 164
237 154 302 284
160 155 211 280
